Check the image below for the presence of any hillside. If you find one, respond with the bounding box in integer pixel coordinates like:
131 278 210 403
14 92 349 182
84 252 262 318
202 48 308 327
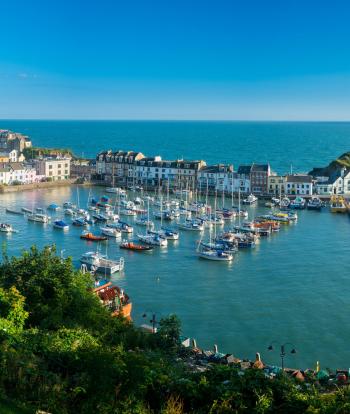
309 151 350 177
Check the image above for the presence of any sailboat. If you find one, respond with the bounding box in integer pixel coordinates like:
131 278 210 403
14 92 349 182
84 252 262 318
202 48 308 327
148 196 179 240
138 199 167 246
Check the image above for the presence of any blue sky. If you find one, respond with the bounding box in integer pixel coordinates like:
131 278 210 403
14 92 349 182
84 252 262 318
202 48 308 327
1 0 350 120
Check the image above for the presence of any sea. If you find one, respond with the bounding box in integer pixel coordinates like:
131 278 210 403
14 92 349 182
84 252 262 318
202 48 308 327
1 120 350 370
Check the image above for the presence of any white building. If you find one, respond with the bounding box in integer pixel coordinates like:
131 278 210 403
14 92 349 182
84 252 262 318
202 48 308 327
197 165 233 192
36 158 71 181
315 170 350 195
0 163 40 185
284 174 313 195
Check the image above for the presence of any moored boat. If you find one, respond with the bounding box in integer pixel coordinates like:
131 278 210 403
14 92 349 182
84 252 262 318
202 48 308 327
100 227 121 238
307 197 323 210
120 240 154 251
80 251 124 275
0 223 15 233
80 232 108 242
53 220 69 230
27 213 50 223
5 208 24 215
242 194 258 205
330 196 348 213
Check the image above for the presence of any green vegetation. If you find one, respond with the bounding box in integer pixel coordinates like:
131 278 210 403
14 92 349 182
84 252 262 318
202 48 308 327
23 147 74 160
0 246 350 413
309 151 350 177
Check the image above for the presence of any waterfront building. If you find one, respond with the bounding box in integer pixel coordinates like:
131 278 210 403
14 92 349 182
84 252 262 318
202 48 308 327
237 164 271 194
284 174 313 195
268 175 286 195
0 162 39 185
315 169 350 195
197 164 233 192
35 157 71 181
71 159 96 180
96 150 145 186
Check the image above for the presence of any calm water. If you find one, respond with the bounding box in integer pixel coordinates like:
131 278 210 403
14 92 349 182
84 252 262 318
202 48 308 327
0 120 350 369
2 120 350 173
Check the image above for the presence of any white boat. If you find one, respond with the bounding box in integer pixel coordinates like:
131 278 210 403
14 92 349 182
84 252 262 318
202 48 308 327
0 223 15 233
64 208 76 217
107 222 133 234
136 217 154 228
80 251 124 275
147 228 179 241
178 219 204 231
100 227 121 238
27 213 50 223
197 249 234 261
106 187 126 195
63 201 76 209
105 211 119 221
53 220 69 230
138 233 168 246
120 209 137 216
242 194 258 205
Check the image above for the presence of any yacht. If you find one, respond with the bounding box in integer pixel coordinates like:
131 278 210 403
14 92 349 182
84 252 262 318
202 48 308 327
307 197 323 211
242 194 258 205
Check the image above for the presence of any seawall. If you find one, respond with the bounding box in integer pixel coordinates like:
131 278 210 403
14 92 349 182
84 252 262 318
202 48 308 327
0 179 76 193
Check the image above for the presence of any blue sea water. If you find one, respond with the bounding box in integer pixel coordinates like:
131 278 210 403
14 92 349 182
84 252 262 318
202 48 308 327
0 120 350 370
2 120 350 173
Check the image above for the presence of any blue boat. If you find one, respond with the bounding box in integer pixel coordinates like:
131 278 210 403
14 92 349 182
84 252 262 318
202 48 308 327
53 220 69 230
72 217 88 226
48 203 60 211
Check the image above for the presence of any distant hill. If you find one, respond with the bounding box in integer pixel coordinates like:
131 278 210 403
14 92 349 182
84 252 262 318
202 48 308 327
309 152 350 177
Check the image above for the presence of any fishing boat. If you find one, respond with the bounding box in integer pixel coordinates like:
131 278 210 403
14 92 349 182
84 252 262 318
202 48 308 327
47 203 60 211
53 220 69 230
242 194 258 205
289 197 306 209
27 213 50 223
80 231 108 242
307 197 323 210
80 252 124 275
330 196 348 213
100 227 121 238
0 223 15 233
5 208 24 215
120 240 154 251
92 281 131 318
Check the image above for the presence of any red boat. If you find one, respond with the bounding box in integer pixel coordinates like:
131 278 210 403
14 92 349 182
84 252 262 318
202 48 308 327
119 241 153 251
80 232 108 242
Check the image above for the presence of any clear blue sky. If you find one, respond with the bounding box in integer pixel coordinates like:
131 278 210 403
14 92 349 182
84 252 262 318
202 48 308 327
1 0 350 120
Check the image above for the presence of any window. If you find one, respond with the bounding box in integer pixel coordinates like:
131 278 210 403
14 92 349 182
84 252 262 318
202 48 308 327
58 164 61 168
49 172 52 176
65 170 68 174
48 165 53 169
65 163 68 167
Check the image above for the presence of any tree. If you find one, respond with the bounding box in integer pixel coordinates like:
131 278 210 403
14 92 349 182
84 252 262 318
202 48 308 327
157 315 181 353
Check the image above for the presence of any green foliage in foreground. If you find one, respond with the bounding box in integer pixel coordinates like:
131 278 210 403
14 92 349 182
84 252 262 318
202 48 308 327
0 246 349 413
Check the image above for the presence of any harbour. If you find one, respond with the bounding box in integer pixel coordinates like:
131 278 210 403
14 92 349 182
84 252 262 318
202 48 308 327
0 183 350 370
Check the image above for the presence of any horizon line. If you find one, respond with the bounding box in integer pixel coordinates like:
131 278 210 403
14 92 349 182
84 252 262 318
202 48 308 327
1 118 350 123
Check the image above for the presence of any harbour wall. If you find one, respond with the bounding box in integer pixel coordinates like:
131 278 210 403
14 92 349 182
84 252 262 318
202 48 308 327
0 179 77 193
